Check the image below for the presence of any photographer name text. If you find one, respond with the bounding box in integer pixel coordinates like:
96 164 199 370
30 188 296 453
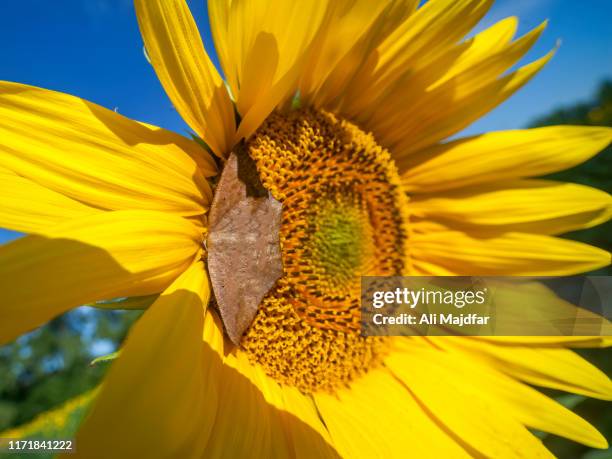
370 287 491 327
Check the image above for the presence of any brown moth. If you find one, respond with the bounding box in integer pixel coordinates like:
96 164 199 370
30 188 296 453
207 147 283 345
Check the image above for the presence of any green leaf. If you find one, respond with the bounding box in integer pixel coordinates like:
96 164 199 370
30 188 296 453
90 351 121 367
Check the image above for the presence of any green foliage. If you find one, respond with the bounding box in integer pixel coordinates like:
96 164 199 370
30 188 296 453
0 309 140 433
0 390 94 459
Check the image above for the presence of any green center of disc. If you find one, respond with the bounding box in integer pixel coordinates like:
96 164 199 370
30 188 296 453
308 197 373 286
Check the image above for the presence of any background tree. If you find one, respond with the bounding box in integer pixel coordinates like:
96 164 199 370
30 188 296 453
0 309 139 433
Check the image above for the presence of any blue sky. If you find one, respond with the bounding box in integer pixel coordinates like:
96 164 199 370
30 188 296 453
1 0 611 244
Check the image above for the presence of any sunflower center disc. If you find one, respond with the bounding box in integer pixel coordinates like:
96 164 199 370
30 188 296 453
241 108 411 393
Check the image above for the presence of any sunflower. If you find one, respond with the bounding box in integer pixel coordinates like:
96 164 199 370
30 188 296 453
1 0 611 457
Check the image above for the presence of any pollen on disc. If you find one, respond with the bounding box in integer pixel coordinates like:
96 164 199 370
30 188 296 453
240 108 411 394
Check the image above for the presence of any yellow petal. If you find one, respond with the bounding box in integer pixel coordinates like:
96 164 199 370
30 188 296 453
183 316 337 457
348 0 492 104
410 179 612 234
74 262 216 459
378 0 492 77
0 81 213 216
435 16 519 82
390 345 607 450
409 258 457 275
410 223 610 275
205 350 292 458
209 0 328 140
399 20 545 141
299 0 417 108
386 349 555 458
135 0 235 156
427 279 611 336
309 1 419 110
474 336 612 348
401 126 612 192
339 0 493 123
0 210 201 344
393 48 555 155
352 16 521 148
446 338 612 400
315 368 470 458
430 19 546 90
0 168 98 234
280 386 339 459
204 357 274 458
